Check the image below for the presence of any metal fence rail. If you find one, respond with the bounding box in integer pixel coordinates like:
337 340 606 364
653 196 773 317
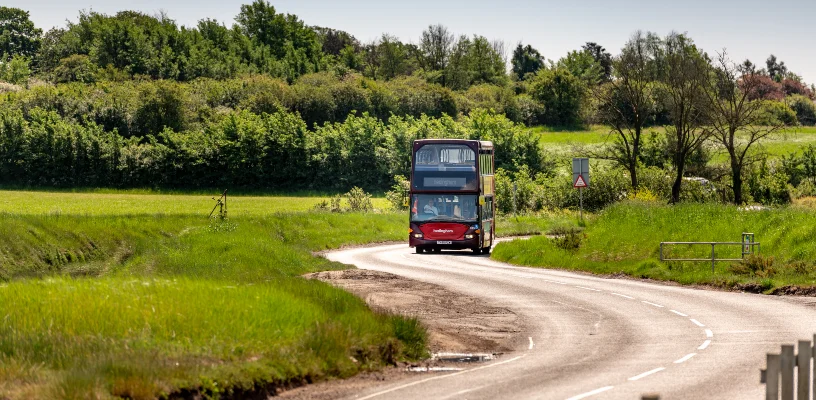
761 335 816 400
660 233 760 272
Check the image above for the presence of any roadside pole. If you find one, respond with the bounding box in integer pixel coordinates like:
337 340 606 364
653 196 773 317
579 187 583 220
572 158 589 221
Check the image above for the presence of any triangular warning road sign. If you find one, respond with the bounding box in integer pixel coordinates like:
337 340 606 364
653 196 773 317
573 174 587 188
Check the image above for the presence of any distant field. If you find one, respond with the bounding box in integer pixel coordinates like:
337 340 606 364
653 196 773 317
0 190 389 216
531 125 816 161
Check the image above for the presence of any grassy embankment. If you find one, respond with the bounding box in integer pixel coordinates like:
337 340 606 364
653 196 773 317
0 191 415 400
0 189 557 399
493 201 816 293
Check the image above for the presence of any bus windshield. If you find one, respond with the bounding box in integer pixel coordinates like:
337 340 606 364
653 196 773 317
411 194 478 223
412 144 477 191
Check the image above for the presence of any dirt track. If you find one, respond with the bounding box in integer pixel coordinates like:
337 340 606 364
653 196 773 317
277 269 526 399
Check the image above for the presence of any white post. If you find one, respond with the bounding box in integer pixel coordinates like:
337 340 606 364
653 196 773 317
797 340 811 400
767 353 780 400
781 345 794 400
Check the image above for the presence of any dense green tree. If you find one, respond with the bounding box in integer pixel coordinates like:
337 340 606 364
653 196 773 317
703 51 784 204
0 53 31 84
765 54 787 82
558 49 604 86
418 24 454 85
530 68 586 126
0 7 42 60
511 44 544 81
654 33 711 203
582 42 612 81
314 26 359 56
377 34 409 79
594 31 660 189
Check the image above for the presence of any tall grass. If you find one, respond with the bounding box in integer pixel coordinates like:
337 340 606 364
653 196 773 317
493 201 816 290
0 192 424 399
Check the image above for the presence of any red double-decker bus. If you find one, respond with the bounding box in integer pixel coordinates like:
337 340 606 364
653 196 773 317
408 139 495 254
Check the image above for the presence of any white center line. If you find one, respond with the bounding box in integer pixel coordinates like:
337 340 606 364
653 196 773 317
642 301 664 308
576 286 601 291
528 337 535 350
674 353 697 364
611 293 634 299
705 329 713 338
690 318 705 327
628 367 666 381
565 386 615 400
698 340 711 350
670 310 688 317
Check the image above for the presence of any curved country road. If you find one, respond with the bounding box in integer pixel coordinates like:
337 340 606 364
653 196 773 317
326 242 816 400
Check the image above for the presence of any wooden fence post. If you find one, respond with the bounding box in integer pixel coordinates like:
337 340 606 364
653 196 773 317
781 345 795 400
798 340 811 400
767 353 781 400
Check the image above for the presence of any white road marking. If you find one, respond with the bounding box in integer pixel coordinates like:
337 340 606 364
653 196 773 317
670 310 689 317
641 301 664 308
611 293 634 299
690 318 705 327
628 367 666 381
698 340 711 350
674 353 697 364
565 386 615 400
705 329 713 338
576 286 601 291
356 354 527 400
528 337 535 350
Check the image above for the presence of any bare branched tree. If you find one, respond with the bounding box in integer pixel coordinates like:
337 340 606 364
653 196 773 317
703 50 783 204
593 31 659 189
656 32 712 204
419 24 454 83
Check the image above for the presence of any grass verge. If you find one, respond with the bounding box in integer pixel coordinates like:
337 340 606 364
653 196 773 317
0 198 423 399
492 201 816 292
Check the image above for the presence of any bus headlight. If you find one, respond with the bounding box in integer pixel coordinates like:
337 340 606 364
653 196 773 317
413 233 423 238
465 234 474 239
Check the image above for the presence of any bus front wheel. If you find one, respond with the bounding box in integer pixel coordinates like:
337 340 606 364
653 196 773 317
472 248 482 255
415 247 424 254
482 246 491 254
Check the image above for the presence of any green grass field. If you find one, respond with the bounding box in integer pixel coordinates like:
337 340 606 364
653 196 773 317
0 190 389 216
531 125 816 161
492 201 816 291
0 192 423 399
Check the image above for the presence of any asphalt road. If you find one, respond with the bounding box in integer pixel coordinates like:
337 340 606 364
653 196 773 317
326 243 816 400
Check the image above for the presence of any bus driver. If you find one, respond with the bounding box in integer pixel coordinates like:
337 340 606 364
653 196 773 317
424 198 439 216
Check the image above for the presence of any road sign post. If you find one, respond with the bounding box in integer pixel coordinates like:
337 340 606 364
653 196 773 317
572 158 590 220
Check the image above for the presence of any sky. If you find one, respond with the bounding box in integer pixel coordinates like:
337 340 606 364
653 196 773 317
6 0 816 85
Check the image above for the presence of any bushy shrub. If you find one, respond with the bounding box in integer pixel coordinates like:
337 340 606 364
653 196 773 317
0 54 31 85
345 186 373 212
788 95 816 126
746 160 792 205
755 100 798 126
385 175 410 211
133 80 189 137
51 55 97 83
552 228 584 251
